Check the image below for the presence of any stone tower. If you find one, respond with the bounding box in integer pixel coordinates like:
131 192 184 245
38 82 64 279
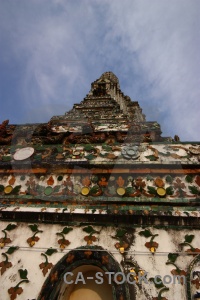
0 72 199 300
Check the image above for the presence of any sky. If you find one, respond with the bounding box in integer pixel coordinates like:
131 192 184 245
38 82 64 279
0 0 199 141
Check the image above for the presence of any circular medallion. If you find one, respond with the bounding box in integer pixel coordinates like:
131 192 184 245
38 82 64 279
4 185 13 194
156 187 166 197
117 187 126 196
13 147 34 160
81 187 90 196
73 151 80 156
127 149 135 155
122 145 140 160
57 175 63 181
189 147 200 155
44 186 53 196
74 184 81 194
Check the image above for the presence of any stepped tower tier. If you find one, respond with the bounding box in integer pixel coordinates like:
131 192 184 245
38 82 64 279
52 71 146 122
0 72 170 145
49 71 167 144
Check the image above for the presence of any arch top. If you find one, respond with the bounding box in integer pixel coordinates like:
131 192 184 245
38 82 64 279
37 246 131 300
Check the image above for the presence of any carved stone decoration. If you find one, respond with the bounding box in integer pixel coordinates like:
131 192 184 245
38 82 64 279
121 145 140 160
189 146 200 155
0 120 13 145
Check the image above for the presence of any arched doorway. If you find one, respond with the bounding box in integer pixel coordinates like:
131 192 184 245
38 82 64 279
58 265 113 300
37 246 130 300
187 254 200 300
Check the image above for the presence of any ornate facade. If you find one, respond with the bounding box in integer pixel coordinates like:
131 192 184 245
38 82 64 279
0 72 199 300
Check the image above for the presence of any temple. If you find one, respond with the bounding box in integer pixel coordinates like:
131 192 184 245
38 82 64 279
0 72 199 300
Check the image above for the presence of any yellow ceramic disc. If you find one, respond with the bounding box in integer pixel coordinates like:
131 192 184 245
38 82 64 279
157 187 166 197
4 185 13 194
117 187 126 196
81 187 90 196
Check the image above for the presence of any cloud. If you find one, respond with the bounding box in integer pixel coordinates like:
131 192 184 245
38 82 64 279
104 1 200 140
0 0 199 141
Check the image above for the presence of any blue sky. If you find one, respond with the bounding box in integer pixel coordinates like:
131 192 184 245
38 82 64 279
0 0 199 141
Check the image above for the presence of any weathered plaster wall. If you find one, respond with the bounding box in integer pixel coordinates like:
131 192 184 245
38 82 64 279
0 221 199 300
